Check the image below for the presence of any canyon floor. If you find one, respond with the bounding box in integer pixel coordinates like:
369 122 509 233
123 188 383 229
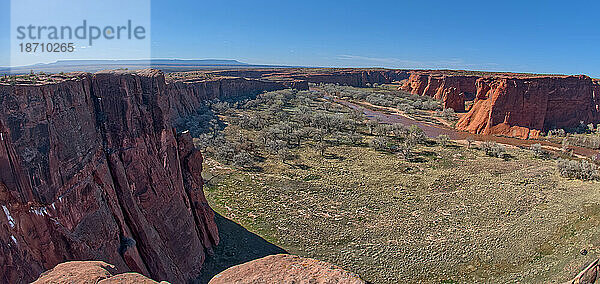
194 86 600 283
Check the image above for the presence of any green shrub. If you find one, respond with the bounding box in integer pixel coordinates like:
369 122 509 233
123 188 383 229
481 141 507 158
437 135 450 147
557 158 598 180
529 143 548 159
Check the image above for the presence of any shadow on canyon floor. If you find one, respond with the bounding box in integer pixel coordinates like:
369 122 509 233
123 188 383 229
195 212 287 284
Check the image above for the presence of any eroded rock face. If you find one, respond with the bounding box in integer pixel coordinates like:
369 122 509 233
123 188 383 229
32 261 162 284
289 69 409 87
400 71 600 138
209 68 410 87
399 73 479 112
208 254 365 284
0 69 294 283
456 75 599 139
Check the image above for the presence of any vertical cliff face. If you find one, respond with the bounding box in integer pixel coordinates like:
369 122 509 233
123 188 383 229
0 69 292 283
455 76 598 139
263 69 410 87
593 79 600 117
399 73 478 112
400 71 600 138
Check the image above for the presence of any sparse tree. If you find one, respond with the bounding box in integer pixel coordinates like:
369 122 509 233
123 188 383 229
397 141 414 160
557 158 598 180
561 138 573 157
406 125 426 146
466 137 474 149
366 121 378 135
233 151 256 169
437 135 450 147
481 141 507 159
317 141 328 157
529 143 547 159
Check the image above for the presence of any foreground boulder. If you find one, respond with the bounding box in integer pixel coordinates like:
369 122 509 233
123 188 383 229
209 254 365 284
32 261 163 284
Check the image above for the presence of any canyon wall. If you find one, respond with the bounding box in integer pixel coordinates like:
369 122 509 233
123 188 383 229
2 67 599 282
284 69 409 87
455 75 599 139
0 70 294 283
206 69 600 140
400 71 600 139
399 73 479 112
208 69 409 88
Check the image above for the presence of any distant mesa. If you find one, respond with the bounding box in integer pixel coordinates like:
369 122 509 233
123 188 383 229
0 59 296 74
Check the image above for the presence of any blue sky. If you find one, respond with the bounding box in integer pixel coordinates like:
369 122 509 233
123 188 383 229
2 0 600 76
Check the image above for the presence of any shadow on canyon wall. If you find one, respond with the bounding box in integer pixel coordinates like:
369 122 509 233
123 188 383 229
195 213 287 283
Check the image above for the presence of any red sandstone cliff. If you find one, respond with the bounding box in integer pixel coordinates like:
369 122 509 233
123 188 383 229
0 70 296 283
456 75 599 139
208 68 409 88
399 73 479 112
399 71 600 139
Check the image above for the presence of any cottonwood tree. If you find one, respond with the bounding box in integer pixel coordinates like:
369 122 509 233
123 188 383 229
437 135 450 147
529 143 547 159
398 141 414 160
366 121 378 135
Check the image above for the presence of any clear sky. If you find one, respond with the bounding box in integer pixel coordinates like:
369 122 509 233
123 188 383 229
2 0 600 76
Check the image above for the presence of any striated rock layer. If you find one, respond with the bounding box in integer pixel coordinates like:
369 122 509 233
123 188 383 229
400 71 600 139
208 68 410 87
456 75 599 139
399 72 479 112
209 254 365 284
0 69 296 283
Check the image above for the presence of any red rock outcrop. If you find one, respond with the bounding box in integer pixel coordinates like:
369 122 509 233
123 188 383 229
0 69 297 283
456 75 599 139
208 68 410 87
593 79 600 114
208 254 365 284
399 73 479 112
288 69 409 87
398 70 600 139
32 261 163 284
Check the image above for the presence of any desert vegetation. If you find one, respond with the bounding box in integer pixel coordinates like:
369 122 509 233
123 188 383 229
319 83 441 113
544 123 600 150
182 86 600 283
0 72 67 85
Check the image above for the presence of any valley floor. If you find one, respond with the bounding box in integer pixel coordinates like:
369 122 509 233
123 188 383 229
203 142 600 283
194 86 600 283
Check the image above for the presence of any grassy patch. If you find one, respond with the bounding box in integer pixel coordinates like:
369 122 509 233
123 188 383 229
197 87 600 283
